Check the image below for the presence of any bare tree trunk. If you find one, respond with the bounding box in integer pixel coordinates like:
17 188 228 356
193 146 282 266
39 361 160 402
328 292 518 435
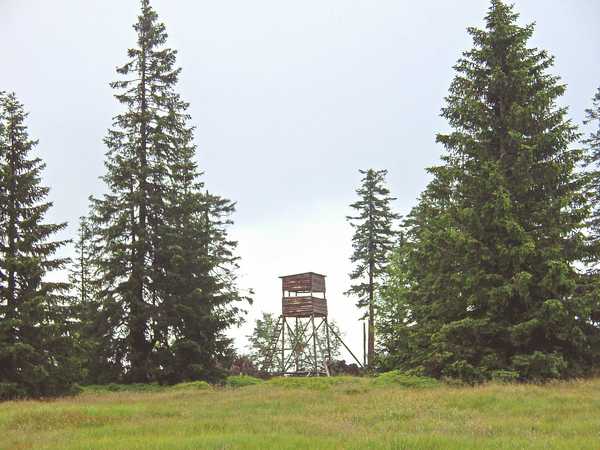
368 260 375 367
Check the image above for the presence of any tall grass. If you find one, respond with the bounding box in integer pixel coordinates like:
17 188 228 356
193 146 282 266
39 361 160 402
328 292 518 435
1 377 599 449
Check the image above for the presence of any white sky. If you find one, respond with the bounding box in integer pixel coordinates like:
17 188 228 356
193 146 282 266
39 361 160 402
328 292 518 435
1 0 599 361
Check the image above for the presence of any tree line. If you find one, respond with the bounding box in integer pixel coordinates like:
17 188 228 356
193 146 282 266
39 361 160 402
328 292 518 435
1 0 599 399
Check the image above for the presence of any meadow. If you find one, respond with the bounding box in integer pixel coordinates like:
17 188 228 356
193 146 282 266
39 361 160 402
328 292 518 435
1 374 599 450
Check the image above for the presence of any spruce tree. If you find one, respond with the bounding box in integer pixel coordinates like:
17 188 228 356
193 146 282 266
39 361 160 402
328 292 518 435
90 0 248 383
376 233 411 371
90 0 192 382
584 88 600 249
583 87 600 347
346 169 398 367
69 216 97 306
155 183 250 383
388 1 597 381
0 92 80 398
68 216 118 383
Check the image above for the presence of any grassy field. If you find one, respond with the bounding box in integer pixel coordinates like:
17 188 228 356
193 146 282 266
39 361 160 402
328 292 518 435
1 375 599 450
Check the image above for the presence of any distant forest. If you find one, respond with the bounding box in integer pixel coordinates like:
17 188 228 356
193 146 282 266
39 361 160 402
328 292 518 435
1 0 599 399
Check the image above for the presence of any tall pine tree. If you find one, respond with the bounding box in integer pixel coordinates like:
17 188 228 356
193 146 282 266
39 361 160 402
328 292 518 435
584 88 600 251
90 0 248 383
69 216 97 306
155 179 251 383
90 0 173 382
583 87 600 351
0 92 80 398
387 1 597 381
376 233 412 371
68 216 118 384
346 169 398 367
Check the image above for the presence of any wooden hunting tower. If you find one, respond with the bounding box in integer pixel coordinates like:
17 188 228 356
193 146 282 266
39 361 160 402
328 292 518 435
262 272 362 376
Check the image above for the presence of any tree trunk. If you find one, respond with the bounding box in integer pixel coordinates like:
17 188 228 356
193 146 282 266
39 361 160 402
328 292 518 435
368 259 375 367
129 34 150 383
367 190 375 368
6 126 18 376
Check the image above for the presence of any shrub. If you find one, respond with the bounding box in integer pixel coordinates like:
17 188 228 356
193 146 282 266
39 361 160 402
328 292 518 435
229 355 262 378
170 381 211 391
225 375 264 388
328 360 362 376
0 382 27 400
511 352 568 380
372 371 440 388
490 370 519 383
83 383 164 393
266 376 359 390
441 360 486 384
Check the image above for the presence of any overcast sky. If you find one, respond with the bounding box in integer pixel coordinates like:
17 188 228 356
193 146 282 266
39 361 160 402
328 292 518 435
1 0 599 360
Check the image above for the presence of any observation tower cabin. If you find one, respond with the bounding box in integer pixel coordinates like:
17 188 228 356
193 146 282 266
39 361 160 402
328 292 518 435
280 272 327 318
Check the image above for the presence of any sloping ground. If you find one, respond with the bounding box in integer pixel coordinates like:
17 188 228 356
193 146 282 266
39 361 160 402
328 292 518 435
1 376 599 449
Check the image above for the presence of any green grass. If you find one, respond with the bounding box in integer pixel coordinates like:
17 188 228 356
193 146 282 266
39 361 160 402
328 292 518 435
1 376 600 449
170 380 211 391
225 375 264 388
371 370 441 388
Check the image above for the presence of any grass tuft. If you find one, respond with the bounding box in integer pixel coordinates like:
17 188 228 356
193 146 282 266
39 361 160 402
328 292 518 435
265 375 361 390
371 370 441 388
170 380 211 391
82 383 165 393
225 375 264 388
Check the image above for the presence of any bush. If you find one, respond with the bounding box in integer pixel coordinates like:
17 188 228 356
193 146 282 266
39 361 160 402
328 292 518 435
372 370 440 388
266 376 359 390
225 375 264 388
441 360 486 384
328 360 362 376
170 381 211 391
0 382 27 401
229 356 262 378
511 351 568 380
490 370 519 383
83 383 164 393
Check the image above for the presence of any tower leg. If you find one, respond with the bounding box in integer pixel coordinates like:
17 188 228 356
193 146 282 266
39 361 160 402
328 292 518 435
325 318 331 370
281 317 285 373
294 317 299 372
311 315 317 375
327 324 364 369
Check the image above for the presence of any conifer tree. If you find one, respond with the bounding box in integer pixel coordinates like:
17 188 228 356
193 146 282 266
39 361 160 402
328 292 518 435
155 183 250 383
584 88 600 249
90 0 248 383
376 234 411 371
583 87 600 347
90 0 194 382
388 1 597 381
69 216 97 305
346 169 398 367
68 216 118 383
0 92 80 398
